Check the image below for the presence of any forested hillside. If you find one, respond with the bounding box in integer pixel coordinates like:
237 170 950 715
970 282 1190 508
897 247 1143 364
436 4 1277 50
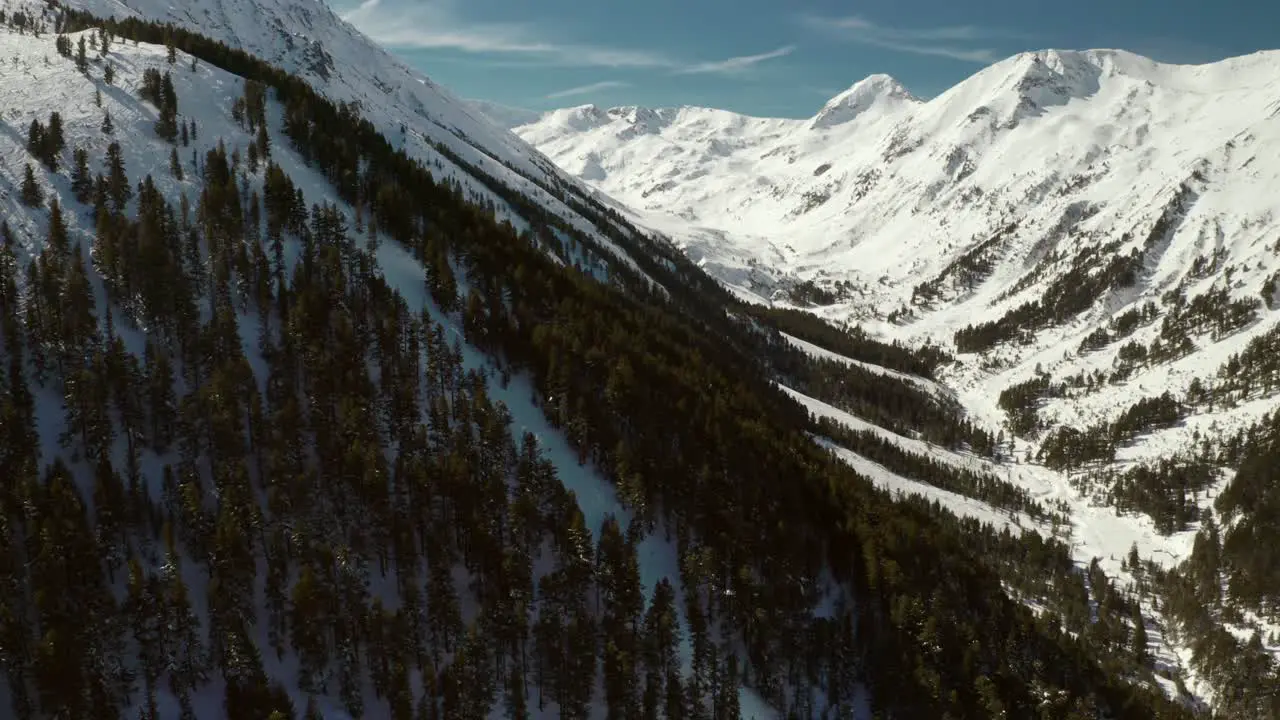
0 4 1223 719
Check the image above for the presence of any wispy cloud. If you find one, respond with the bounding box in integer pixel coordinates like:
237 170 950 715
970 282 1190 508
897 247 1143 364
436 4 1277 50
545 80 630 99
799 14 1015 63
676 45 796 75
342 0 793 75
342 0 673 67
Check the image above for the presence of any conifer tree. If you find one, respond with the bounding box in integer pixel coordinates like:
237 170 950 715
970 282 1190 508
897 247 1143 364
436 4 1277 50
42 112 64 170
26 118 42 156
71 147 92 203
19 164 42 207
104 142 131 212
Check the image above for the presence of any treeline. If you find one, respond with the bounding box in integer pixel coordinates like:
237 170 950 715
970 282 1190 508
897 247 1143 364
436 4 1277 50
9 6 1200 718
912 222 1016 306
1078 302 1160 354
1149 410 1280 717
1075 460 1218 534
743 303 950 380
1156 411 1280 714
999 371 1061 437
956 185 1193 354
1038 393 1185 471
815 416 1050 521
783 353 998 455
783 278 854 307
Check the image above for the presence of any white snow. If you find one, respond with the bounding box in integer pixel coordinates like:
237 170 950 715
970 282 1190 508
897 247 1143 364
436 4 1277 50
514 47 1280 707
0 14 778 719
52 0 664 285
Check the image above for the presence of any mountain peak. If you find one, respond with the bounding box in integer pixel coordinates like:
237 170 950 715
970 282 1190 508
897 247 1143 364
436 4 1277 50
811 74 917 129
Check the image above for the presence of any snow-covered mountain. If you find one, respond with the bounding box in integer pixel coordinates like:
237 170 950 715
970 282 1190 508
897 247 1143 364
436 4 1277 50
54 0 674 281
515 47 1280 707
0 2 778 718
515 49 1280 302
1 0 1275 711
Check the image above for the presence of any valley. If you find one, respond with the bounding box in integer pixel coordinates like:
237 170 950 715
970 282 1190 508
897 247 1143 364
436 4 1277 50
0 0 1275 717
502 47 1280 714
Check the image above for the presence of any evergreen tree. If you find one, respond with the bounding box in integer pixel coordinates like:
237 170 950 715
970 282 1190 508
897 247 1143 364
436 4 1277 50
104 142 131 212
170 147 184 180
75 34 87 72
71 147 92 203
25 118 42 157
42 111 64 170
19 164 42 207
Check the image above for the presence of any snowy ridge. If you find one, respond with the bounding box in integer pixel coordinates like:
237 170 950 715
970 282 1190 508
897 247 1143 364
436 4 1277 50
514 48 1280 305
55 0 666 283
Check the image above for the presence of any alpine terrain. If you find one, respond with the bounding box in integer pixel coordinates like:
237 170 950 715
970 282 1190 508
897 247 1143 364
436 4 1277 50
505 48 1280 712
0 0 1272 718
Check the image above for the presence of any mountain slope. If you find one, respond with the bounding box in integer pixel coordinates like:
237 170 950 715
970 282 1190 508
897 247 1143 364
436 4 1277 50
515 49 1280 302
515 47 1280 713
0 5 1212 720
57 0 677 283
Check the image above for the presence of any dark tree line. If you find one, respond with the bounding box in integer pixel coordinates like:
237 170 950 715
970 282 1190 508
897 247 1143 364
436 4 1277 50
743 303 951 380
912 222 1017 306
956 185 1194 354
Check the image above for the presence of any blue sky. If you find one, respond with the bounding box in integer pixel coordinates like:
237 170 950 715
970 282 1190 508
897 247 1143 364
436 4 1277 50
334 0 1278 117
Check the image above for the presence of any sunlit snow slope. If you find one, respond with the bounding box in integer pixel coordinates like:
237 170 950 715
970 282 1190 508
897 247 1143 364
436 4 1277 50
60 0 666 279
516 50 1280 303
516 47 1280 708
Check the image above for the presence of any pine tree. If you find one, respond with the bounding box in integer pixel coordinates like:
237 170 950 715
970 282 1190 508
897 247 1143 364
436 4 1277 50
19 164 42 207
1132 607 1149 664
71 147 92 203
46 198 68 256
104 142 131 213
75 34 87 72
170 147 184 180
26 118 42 156
101 110 113 135
43 111 64 170
102 62 114 85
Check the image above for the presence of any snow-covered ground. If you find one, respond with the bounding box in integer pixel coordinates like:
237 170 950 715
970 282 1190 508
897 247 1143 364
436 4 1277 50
0 15 785 718
780 329 1241 707
513 50 1280 310
50 0 669 286
509 46 1280 708
4 0 1277 710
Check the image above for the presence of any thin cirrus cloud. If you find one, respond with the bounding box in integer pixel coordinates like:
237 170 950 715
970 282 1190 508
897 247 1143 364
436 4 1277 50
798 14 1015 63
341 0 791 75
675 45 796 75
545 80 631 99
